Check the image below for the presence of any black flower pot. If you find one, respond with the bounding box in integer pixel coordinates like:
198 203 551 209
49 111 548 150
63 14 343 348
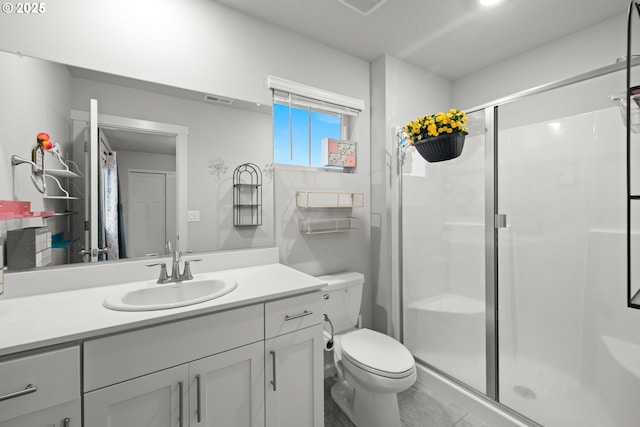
413 132 467 163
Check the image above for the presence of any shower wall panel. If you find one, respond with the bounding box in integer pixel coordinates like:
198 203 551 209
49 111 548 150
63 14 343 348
402 111 487 393
497 81 640 425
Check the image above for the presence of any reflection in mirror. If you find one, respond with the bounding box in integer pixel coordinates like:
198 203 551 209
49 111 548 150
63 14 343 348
99 128 176 260
67 108 187 265
0 50 274 272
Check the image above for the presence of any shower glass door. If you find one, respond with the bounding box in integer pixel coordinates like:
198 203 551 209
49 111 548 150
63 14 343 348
496 69 635 426
402 110 487 393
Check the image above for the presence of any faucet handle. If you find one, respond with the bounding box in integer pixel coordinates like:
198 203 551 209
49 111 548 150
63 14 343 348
181 258 203 281
146 262 169 284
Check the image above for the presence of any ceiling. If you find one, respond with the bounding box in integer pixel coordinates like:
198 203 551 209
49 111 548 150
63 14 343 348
101 128 176 155
214 0 630 80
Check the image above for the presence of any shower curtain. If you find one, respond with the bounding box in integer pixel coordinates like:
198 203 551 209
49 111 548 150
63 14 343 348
100 152 123 260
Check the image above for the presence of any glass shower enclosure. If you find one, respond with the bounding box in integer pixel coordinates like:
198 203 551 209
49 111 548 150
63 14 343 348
400 64 640 426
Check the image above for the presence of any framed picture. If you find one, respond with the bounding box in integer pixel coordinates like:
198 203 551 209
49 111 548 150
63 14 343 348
322 138 356 168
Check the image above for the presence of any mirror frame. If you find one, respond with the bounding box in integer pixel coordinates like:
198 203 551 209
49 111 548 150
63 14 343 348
70 107 188 255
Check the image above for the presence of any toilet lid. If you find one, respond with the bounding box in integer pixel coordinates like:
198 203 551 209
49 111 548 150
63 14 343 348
340 328 415 378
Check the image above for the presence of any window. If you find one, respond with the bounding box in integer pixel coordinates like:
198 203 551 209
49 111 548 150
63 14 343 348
273 95 343 167
268 77 364 169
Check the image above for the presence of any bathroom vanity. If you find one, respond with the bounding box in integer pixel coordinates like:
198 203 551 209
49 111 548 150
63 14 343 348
0 248 325 427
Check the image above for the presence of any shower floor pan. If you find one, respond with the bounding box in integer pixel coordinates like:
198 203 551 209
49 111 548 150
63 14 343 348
405 293 631 426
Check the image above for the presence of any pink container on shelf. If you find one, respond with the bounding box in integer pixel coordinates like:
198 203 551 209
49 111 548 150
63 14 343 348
0 200 31 219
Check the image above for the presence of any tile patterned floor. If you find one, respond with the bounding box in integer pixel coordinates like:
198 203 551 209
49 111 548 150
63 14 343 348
324 376 491 427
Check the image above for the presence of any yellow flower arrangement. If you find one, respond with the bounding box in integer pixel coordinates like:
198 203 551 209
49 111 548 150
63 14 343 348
404 109 468 143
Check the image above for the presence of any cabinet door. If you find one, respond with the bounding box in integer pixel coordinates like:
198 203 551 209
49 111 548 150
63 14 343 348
189 341 264 427
0 346 79 424
265 324 323 427
0 399 80 427
84 364 188 427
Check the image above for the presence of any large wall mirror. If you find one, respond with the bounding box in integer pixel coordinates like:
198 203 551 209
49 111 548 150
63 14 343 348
0 50 274 271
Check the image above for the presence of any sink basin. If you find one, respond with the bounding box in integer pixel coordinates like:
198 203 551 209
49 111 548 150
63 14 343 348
104 277 237 311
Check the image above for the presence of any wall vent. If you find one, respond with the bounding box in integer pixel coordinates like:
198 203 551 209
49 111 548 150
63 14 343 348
337 0 388 16
204 94 234 105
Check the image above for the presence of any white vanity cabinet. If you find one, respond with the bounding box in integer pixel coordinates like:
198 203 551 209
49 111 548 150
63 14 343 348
84 343 265 427
189 341 264 427
83 304 264 427
83 364 188 427
264 292 324 427
0 400 81 427
0 346 80 427
79 289 323 427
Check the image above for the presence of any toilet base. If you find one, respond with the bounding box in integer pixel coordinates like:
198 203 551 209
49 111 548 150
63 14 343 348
330 379 402 427
330 380 355 422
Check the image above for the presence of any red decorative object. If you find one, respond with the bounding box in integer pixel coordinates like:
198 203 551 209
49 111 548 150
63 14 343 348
0 200 54 220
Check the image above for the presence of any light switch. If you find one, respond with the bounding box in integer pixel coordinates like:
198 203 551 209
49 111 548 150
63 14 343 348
188 210 200 222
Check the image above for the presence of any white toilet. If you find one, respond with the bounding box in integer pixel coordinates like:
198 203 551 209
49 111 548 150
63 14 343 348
319 272 416 427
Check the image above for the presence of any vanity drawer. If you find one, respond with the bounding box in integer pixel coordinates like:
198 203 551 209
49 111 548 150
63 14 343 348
265 291 323 339
84 303 264 391
0 346 80 423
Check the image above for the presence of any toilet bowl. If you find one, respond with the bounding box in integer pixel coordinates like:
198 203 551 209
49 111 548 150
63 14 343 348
319 272 416 427
334 328 417 427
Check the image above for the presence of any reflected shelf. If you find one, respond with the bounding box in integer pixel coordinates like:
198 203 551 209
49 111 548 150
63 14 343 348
45 169 83 179
51 211 79 217
43 196 81 200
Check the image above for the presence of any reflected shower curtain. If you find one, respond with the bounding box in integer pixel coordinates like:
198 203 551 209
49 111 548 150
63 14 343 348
101 152 121 260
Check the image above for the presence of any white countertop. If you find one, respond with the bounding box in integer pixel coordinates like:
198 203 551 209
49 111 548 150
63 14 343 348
0 262 326 358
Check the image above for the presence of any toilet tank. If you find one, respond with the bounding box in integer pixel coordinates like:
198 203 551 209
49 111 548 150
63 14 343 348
318 271 364 334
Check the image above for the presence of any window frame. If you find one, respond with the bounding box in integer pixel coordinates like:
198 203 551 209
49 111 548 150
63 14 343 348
273 94 345 168
267 77 363 171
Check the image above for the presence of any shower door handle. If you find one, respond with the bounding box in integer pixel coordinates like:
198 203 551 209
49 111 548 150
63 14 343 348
495 214 507 229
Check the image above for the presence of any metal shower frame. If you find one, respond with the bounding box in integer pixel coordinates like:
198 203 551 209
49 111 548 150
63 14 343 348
396 1 640 420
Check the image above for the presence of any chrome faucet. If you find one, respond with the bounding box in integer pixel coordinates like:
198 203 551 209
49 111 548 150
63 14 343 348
171 248 181 281
146 249 202 284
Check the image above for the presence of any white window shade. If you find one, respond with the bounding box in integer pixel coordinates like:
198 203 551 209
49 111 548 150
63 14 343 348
268 76 364 116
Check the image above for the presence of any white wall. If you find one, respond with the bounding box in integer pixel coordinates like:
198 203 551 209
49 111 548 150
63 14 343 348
0 0 368 111
370 55 451 334
453 13 627 109
274 166 371 286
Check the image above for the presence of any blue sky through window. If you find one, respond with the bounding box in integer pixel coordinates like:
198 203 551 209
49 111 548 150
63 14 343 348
274 102 341 167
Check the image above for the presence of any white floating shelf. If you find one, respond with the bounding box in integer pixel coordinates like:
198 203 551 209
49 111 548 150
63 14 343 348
296 191 364 208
